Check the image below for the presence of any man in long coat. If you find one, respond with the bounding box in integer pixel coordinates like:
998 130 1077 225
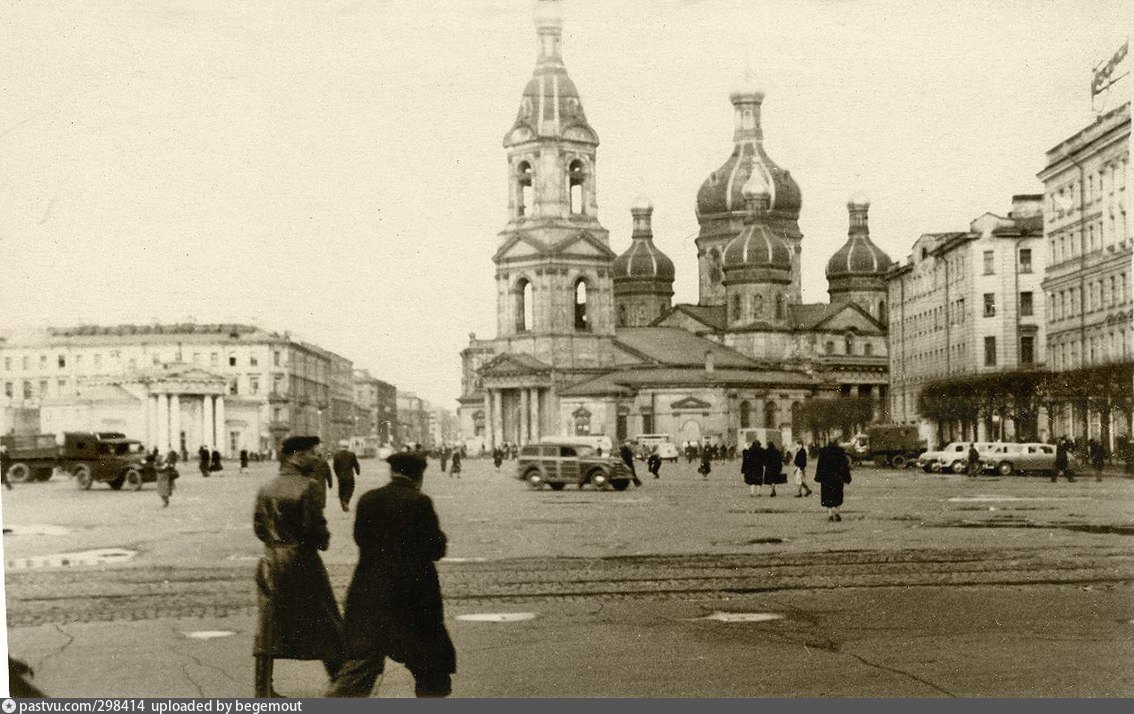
333 442 361 512
253 435 344 697
742 440 765 496
327 451 456 698
763 442 783 497
815 441 852 522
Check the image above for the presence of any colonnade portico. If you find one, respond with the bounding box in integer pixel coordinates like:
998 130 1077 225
146 392 228 456
482 386 546 449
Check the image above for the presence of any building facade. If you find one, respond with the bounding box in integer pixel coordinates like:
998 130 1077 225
887 196 1048 445
1038 102 1131 443
0 324 353 456
353 368 398 451
457 0 892 451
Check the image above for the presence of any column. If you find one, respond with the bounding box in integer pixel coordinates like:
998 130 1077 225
147 395 159 449
156 394 170 455
214 396 226 456
203 395 215 452
529 388 541 442
169 394 181 456
199 398 209 451
520 389 530 445
492 390 504 449
483 391 494 450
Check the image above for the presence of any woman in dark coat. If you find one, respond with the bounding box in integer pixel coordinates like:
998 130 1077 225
449 449 462 479
492 447 504 472
698 449 712 479
741 441 764 496
763 443 782 498
814 441 852 521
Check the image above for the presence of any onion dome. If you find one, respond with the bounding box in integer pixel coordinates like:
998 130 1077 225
504 0 597 147
613 198 675 281
696 85 801 218
826 194 893 277
721 174 792 270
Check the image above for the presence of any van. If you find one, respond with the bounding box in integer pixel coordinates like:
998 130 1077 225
541 434 614 456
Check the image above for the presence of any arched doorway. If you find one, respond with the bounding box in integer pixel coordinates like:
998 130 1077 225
679 419 702 447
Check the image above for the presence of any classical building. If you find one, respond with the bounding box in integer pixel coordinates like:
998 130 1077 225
0 323 353 455
1038 102 1130 443
353 368 398 450
887 196 1049 445
456 0 892 451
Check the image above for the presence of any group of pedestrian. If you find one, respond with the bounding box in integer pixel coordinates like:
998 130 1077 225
197 445 224 477
739 439 788 497
254 436 455 698
739 438 847 520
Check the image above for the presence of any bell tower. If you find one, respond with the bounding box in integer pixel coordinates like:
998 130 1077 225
493 0 616 347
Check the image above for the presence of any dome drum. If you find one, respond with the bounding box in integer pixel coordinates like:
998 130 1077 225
614 280 676 297
827 274 887 293
722 266 792 286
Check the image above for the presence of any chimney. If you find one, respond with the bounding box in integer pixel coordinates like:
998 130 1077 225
705 350 715 373
1009 194 1044 219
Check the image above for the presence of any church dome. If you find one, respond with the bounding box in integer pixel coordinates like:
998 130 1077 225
721 224 792 271
695 89 801 219
613 239 676 281
826 195 892 277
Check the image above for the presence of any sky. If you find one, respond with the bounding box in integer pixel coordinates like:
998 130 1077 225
0 0 1130 408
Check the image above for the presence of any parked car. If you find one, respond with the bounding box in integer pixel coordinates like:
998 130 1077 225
916 441 999 473
652 441 680 462
982 442 1057 476
517 441 632 491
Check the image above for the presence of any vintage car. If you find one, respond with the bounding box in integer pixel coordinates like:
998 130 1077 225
982 442 1057 476
516 441 633 491
916 441 999 473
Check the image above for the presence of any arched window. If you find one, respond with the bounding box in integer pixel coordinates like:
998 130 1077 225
864 342 873 356
568 160 586 215
708 248 723 284
775 293 785 319
574 278 590 331
764 401 778 429
514 279 534 332
618 303 627 327
731 294 742 321
517 161 533 218
825 340 834 354
878 299 887 324
753 294 765 318
739 400 751 428
845 333 855 354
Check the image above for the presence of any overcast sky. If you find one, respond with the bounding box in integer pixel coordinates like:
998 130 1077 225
0 0 1129 408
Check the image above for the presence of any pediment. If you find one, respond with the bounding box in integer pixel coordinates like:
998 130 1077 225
478 352 552 377
551 231 616 259
812 302 883 332
670 396 712 411
493 232 548 262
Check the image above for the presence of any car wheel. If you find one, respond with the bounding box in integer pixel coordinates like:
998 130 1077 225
891 455 908 469
930 462 943 474
950 460 966 474
124 468 144 491
548 482 565 491
610 479 630 491
74 464 93 490
6 462 33 483
997 461 1015 476
590 471 609 490
526 471 543 490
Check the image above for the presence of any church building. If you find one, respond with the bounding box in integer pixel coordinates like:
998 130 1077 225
457 0 892 451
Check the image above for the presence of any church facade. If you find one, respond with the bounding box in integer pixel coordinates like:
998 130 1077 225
457 0 892 452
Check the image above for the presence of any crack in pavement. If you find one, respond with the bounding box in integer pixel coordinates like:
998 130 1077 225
167 625 240 694
34 623 76 673
841 649 957 697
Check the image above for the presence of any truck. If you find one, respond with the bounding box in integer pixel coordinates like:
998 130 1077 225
849 424 925 468
0 432 153 490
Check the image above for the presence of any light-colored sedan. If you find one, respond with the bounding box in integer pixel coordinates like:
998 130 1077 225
917 441 999 473
982 442 1057 476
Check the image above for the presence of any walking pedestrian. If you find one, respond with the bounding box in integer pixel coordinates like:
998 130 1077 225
198 445 211 478
764 441 783 498
815 440 852 522
741 440 764 496
1053 437 1076 483
492 447 504 472
240 448 250 475
253 435 344 698
156 450 179 508
210 449 224 475
333 441 361 512
698 449 712 479
1087 438 1106 482
440 447 449 474
647 449 662 479
791 440 812 497
619 440 642 487
327 452 456 698
449 449 462 479
966 442 981 477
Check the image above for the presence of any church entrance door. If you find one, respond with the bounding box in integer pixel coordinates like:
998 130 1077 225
678 419 702 446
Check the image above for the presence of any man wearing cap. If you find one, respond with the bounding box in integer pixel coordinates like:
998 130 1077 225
333 441 361 512
327 451 456 698
253 435 344 698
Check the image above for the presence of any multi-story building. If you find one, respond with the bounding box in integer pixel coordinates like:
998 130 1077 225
888 195 1048 445
353 369 398 450
396 392 429 448
321 349 356 447
1038 102 1131 443
0 324 342 456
